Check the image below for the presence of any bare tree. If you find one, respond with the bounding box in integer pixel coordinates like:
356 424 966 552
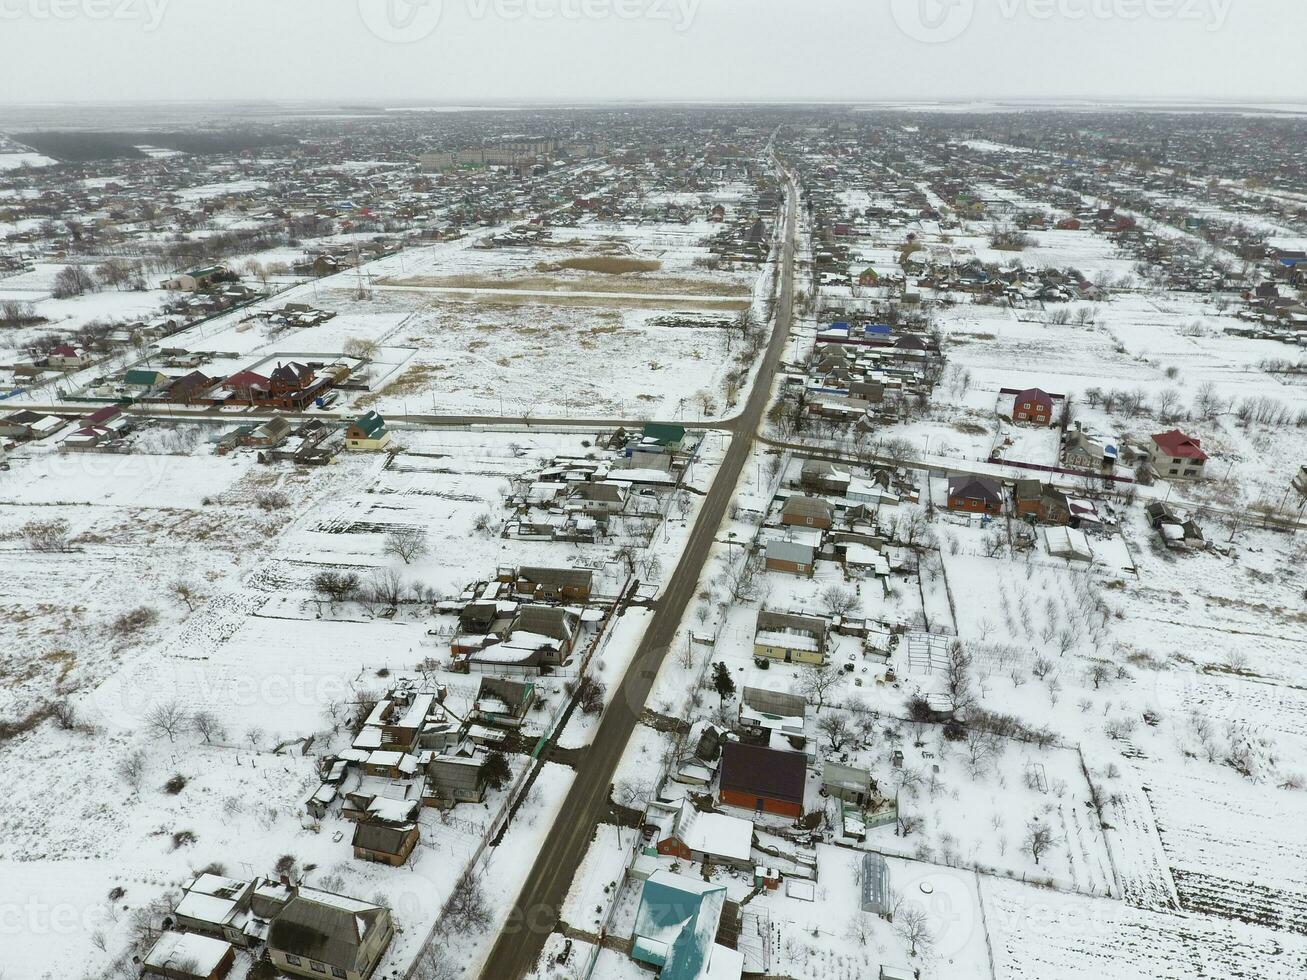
440 869 492 934
893 903 933 958
145 701 187 743
1024 819 1054 866
820 585 858 619
171 579 201 613
384 528 429 565
800 665 841 713
118 749 147 790
368 568 405 610
944 641 974 715
191 710 225 745
817 713 852 752
313 571 360 607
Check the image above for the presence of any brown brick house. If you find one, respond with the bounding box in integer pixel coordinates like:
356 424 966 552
947 476 1003 516
718 741 806 819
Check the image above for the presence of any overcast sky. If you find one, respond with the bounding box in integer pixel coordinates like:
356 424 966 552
0 0 1303 107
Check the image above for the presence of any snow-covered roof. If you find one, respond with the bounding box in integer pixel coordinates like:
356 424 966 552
144 931 232 973
674 801 754 864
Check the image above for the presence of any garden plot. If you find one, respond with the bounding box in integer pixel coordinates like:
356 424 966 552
0 451 318 715
1123 523 1307 683
938 549 1116 660
990 420 1060 467
373 216 757 296
1139 762 1307 935
1085 755 1181 913
844 720 1114 898
982 875 1307 980
597 843 992 980
361 298 739 420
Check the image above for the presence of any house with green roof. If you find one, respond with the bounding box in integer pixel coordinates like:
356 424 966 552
346 411 392 452
631 870 742 980
642 422 686 451
123 369 168 391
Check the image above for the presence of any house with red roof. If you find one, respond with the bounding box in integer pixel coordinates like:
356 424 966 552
1149 429 1209 480
1011 387 1056 427
48 344 87 369
222 370 271 404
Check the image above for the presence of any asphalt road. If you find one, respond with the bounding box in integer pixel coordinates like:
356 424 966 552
470 162 798 980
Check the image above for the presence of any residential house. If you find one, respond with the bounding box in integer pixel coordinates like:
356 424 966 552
173 874 261 947
1063 429 1117 473
641 422 686 452
47 343 87 369
464 606 580 673
471 676 536 728
782 495 834 530
753 610 828 666
0 410 66 441
221 370 271 404
1013 480 1070 525
648 799 755 869
1011 387 1056 426
351 821 419 867
248 415 292 448
565 481 628 516
1149 429 1208 480
142 932 235 980
60 424 120 453
425 743 490 806
80 404 127 433
947 476 1003 516
507 565 593 602
162 266 228 292
719 741 807 819
353 691 446 754
266 888 394 980
630 871 743 980
346 411 392 451
822 762 873 806
123 368 168 393
800 458 852 496
764 539 816 577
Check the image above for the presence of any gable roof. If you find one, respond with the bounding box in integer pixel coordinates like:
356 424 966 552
1151 429 1208 462
267 891 386 972
765 540 815 564
632 871 728 980
351 411 387 437
948 476 1002 502
643 422 686 445
124 369 165 386
223 370 270 390
1014 387 1053 405
719 741 806 805
351 821 414 854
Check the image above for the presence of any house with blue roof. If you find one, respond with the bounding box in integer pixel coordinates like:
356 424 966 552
631 871 743 980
